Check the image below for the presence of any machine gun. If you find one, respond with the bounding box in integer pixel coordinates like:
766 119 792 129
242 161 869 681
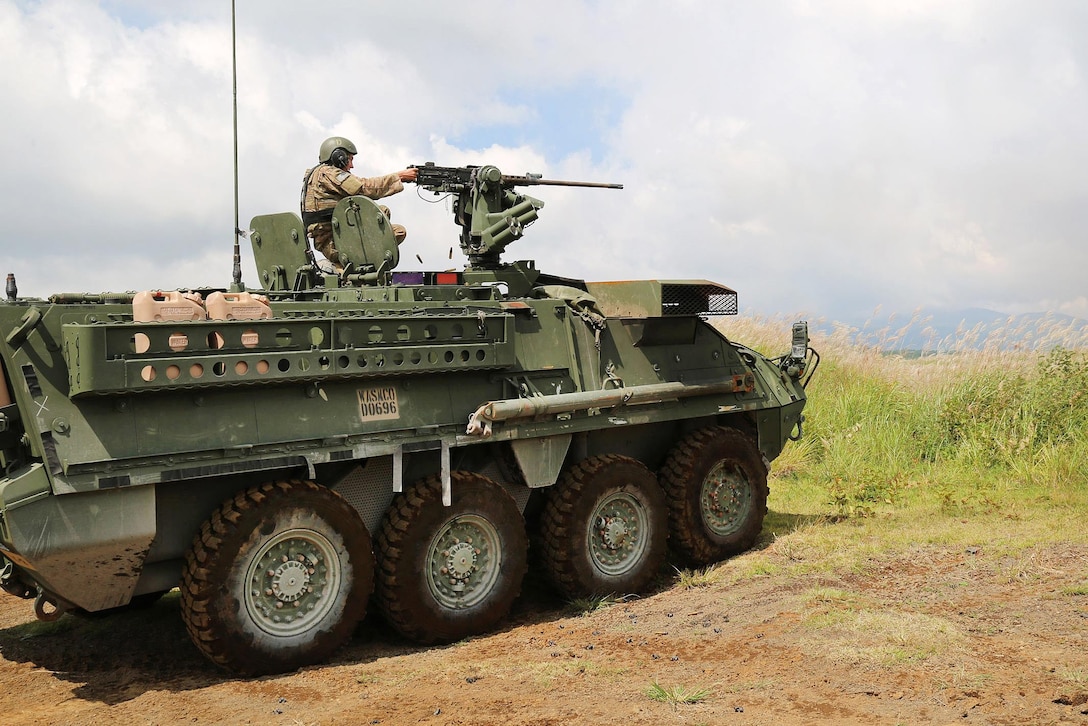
410 162 622 268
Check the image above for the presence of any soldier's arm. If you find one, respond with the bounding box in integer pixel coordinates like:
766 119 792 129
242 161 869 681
340 172 404 200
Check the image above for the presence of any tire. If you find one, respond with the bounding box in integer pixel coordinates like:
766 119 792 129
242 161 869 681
375 471 528 644
539 454 668 599
180 480 374 675
660 427 768 566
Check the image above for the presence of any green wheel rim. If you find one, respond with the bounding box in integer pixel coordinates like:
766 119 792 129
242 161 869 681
426 514 502 610
700 462 752 537
586 492 650 576
243 528 343 638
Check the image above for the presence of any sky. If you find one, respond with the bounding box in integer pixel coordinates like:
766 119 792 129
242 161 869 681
1 0 1086 324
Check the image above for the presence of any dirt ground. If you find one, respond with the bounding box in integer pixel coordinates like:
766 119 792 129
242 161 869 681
1 538 1086 725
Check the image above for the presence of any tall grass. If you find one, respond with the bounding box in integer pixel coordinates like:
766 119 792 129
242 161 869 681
716 314 1088 518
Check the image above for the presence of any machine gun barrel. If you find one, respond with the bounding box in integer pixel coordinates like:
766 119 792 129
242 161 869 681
499 174 623 190
410 162 622 192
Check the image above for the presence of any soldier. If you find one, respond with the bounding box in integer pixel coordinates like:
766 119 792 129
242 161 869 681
301 136 418 271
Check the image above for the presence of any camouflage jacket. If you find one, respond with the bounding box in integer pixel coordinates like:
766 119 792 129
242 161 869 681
301 164 404 225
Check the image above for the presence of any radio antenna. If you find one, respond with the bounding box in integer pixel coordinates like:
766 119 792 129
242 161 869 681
230 0 243 291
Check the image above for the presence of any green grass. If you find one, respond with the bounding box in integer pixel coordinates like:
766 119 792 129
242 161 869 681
644 681 711 707
721 315 1088 532
674 565 719 589
1059 669 1088 686
567 593 624 616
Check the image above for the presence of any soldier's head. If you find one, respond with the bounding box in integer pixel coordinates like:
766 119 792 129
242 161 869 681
318 136 358 170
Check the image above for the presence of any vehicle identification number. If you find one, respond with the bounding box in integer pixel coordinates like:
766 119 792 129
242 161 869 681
357 386 400 422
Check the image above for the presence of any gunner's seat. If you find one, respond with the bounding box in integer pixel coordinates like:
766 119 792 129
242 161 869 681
331 195 399 277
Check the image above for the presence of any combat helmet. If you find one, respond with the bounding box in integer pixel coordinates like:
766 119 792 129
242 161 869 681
318 136 358 168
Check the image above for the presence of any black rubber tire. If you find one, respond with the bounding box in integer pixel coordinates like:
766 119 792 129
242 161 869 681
375 471 528 644
660 427 768 566
180 480 374 675
539 454 668 598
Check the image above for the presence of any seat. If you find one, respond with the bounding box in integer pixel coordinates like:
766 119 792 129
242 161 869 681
330 195 400 275
249 212 312 291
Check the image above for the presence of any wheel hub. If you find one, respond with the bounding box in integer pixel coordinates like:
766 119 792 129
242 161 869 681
244 529 340 637
598 516 630 549
427 515 500 609
270 557 312 602
444 541 479 582
588 492 648 576
700 462 751 536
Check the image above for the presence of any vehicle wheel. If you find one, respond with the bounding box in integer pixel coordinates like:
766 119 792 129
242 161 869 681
375 471 528 644
539 454 668 598
180 479 374 675
660 427 768 566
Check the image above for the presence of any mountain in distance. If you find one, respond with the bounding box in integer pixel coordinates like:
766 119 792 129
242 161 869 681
821 308 1088 353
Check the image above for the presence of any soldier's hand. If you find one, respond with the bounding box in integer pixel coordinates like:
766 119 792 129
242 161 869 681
399 168 418 183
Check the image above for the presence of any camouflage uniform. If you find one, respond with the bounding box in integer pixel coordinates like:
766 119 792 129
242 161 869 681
301 165 406 268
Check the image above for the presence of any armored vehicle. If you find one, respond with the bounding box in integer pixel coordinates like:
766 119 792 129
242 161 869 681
0 163 815 674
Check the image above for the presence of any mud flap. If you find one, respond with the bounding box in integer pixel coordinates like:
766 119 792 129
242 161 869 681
510 434 572 488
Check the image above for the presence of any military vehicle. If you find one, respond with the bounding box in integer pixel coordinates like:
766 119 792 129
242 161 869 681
0 162 815 675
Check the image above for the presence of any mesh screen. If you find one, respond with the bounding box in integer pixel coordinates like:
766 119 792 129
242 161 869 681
661 284 738 316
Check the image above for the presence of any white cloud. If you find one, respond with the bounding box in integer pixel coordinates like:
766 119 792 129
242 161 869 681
0 0 1086 324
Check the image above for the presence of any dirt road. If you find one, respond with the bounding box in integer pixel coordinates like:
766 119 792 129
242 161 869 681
2 542 1086 725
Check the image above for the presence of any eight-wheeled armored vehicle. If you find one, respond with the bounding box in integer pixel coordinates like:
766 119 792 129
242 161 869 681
0 163 814 674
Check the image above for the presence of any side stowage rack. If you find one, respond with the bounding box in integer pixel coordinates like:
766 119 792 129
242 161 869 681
61 309 518 397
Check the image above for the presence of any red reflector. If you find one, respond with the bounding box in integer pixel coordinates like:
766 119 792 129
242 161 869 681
436 272 460 285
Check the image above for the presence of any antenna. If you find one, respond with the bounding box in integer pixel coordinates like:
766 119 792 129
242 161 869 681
230 0 243 291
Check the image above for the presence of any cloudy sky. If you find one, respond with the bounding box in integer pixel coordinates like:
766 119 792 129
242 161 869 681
1 0 1085 323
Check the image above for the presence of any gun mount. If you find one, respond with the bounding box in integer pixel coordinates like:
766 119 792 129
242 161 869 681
411 163 622 268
